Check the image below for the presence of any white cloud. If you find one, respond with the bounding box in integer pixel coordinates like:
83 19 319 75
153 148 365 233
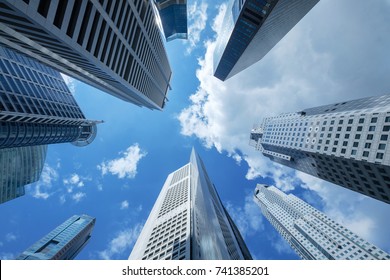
97 143 147 179
60 73 77 94
120 200 129 210
185 1 208 55
63 173 89 194
5 233 17 242
178 0 390 253
97 224 143 260
29 164 58 200
225 193 264 237
72 192 86 203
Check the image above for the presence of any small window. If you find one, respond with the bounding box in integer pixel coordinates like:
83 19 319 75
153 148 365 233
336 134 340 138
383 126 390 132
376 153 384 159
378 144 386 150
341 148 346 154
363 151 369 157
380 135 388 141
369 126 376 131
353 142 359 147
339 120 344 124
351 150 357 155
343 141 348 146
348 119 353 124
332 147 337 152
345 134 350 139
371 117 378 123
367 134 374 140
365 143 371 149
346 126 352 131
385 116 390 122
337 127 342 131
357 126 363 131
359 118 365 124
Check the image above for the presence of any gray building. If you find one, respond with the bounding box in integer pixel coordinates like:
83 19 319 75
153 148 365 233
250 94 390 204
17 214 96 260
129 148 252 260
213 0 319 81
254 184 390 260
0 46 99 148
0 145 47 204
0 0 172 109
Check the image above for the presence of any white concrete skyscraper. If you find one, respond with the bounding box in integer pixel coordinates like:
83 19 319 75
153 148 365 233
0 0 172 109
254 184 390 260
250 94 390 204
129 148 252 260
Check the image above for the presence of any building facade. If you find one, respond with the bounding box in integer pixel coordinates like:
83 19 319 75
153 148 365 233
154 0 188 42
129 148 252 260
250 94 390 204
0 46 99 148
17 214 96 260
0 145 47 204
0 0 172 109
213 0 319 81
254 184 390 260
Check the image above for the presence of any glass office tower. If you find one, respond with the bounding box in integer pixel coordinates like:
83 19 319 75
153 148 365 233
254 184 390 260
0 46 99 148
154 0 188 41
0 0 172 109
129 148 252 260
250 94 390 204
213 0 319 81
16 214 96 260
0 145 47 204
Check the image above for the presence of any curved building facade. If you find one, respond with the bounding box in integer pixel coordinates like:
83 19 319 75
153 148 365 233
0 46 99 148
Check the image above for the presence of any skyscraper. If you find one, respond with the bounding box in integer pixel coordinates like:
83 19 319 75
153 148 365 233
254 184 390 260
250 94 390 204
0 0 172 109
213 0 319 81
16 214 96 260
0 145 47 204
0 46 99 148
154 0 188 42
129 148 252 260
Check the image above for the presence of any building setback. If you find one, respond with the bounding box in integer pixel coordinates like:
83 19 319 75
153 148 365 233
154 0 188 42
254 185 390 260
0 145 47 204
16 214 96 260
129 148 252 260
213 0 319 81
0 0 172 109
0 46 99 148
250 94 390 204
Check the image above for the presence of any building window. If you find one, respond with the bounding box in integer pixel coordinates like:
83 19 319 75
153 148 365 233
378 144 386 150
385 116 390 122
355 134 361 139
369 126 376 131
351 150 357 155
363 151 369 157
339 120 343 124
346 126 352 131
334 140 339 145
343 141 348 146
345 134 350 139
383 126 390 132
332 147 337 152
371 117 378 123
336 134 340 138
359 118 364 123
380 135 388 141
357 126 363 131
376 153 384 159
367 134 374 140
353 142 359 147
365 143 371 149
337 127 342 131
341 148 346 154
348 119 353 124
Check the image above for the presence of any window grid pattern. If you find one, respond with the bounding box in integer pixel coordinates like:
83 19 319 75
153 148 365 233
254 185 390 260
251 94 390 204
0 0 172 109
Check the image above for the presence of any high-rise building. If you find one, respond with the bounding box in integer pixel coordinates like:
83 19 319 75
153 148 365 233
250 94 390 204
213 0 319 81
0 46 99 148
16 214 96 260
0 0 172 109
154 0 188 42
0 145 47 204
129 148 252 260
254 184 390 260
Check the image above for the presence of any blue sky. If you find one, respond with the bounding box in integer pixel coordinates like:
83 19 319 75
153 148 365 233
1 0 390 260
